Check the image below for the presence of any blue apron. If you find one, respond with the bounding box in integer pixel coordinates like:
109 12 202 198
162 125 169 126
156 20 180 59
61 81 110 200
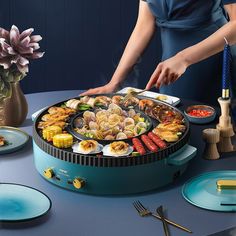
144 0 236 105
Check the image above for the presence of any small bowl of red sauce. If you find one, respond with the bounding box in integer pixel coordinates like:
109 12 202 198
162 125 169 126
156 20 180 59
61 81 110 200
184 105 216 124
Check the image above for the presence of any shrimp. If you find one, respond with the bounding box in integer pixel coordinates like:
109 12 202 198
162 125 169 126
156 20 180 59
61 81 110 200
111 95 124 105
94 96 111 107
123 97 139 107
138 99 155 111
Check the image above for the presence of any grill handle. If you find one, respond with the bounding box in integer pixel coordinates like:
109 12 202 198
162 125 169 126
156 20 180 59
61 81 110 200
167 145 197 166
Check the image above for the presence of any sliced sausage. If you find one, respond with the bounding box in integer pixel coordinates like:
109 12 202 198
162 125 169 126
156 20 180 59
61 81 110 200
141 135 158 152
148 132 167 149
132 138 146 155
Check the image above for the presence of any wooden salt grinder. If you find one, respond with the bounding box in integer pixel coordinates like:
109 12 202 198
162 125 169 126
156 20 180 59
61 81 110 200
216 97 235 152
202 128 220 160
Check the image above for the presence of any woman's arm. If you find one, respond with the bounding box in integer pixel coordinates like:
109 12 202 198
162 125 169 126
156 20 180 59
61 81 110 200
146 3 236 90
81 0 156 95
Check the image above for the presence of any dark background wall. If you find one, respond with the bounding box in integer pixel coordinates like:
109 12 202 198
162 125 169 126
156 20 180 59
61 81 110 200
0 0 161 94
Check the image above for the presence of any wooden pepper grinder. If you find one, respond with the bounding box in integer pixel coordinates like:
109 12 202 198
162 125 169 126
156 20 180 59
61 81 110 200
216 97 235 152
202 128 220 160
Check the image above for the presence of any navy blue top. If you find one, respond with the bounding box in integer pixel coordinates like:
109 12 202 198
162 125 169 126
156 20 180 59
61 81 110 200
142 0 236 29
141 0 236 104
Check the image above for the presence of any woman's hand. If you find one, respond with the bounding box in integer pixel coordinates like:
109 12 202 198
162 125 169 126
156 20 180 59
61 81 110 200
145 53 189 90
80 82 119 96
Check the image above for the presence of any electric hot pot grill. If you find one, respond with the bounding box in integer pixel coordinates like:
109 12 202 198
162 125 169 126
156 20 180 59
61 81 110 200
32 94 197 195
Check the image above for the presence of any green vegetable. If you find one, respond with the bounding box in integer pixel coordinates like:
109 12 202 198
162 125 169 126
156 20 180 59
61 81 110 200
61 104 67 108
131 152 140 157
177 132 182 136
84 133 94 138
78 104 91 111
94 102 104 107
137 127 142 134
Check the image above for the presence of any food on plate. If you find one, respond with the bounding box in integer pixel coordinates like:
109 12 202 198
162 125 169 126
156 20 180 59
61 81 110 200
141 134 158 152
156 95 168 101
132 138 146 155
116 132 128 140
139 99 155 111
42 106 75 122
83 111 96 123
74 103 149 140
123 96 140 107
94 96 112 107
147 132 167 149
187 109 213 117
156 121 186 133
111 95 124 105
53 133 73 148
41 113 69 122
104 135 115 140
109 141 129 155
73 140 101 154
127 88 138 94
153 129 179 142
80 96 90 104
66 99 81 110
42 125 62 141
66 98 95 111
134 122 147 136
107 103 123 115
48 106 75 115
38 120 66 129
0 135 7 147
153 120 185 142
38 106 76 130
150 105 183 123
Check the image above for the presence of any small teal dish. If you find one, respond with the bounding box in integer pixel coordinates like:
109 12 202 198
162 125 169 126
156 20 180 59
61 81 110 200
184 105 216 124
0 126 29 154
0 183 51 222
182 171 236 212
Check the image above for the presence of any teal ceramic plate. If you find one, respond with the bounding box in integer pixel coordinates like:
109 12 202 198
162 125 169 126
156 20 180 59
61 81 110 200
0 126 29 154
182 171 236 212
0 183 51 222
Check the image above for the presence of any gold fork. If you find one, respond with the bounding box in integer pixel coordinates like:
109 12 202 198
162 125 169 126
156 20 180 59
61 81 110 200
133 201 192 234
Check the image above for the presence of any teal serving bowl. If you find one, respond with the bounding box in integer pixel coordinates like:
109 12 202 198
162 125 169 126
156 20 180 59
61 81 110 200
184 105 216 124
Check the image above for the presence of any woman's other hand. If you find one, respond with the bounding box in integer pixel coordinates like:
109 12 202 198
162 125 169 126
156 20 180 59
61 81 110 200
80 82 119 96
145 53 189 90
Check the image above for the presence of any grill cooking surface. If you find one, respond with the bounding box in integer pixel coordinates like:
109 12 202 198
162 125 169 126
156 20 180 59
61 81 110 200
33 94 190 167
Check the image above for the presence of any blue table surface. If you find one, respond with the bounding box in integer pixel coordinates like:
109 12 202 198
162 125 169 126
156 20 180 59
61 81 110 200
0 90 236 236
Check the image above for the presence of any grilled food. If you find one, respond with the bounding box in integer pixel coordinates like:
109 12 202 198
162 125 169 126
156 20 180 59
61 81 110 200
78 140 99 154
0 135 6 146
153 119 185 142
153 129 179 142
42 125 62 142
75 103 148 140
109 141 129 155
38 121 66 129
53 133 73 148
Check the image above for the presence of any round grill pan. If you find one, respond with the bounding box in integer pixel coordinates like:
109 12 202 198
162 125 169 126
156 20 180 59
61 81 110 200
33 94 190 167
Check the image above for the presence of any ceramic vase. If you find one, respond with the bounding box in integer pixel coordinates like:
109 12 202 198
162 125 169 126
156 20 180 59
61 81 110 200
0 82 28 127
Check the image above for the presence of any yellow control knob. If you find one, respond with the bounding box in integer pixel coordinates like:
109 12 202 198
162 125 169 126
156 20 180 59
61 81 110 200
73 178 85 189
44 168 54 179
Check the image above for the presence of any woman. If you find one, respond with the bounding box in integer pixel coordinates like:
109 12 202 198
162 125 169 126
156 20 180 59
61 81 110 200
81 0 236 104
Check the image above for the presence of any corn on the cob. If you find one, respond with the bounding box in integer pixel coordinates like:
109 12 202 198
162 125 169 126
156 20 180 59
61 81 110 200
53 133 73 148
42 125 62 141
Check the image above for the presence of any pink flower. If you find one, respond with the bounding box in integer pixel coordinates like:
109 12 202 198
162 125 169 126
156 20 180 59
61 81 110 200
0 25 44 74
